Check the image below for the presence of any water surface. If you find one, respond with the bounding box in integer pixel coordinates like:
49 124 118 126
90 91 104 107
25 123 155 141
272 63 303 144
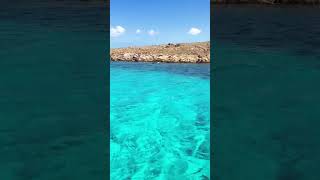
213 5 320 180
111 62 210 179
0 1 108 179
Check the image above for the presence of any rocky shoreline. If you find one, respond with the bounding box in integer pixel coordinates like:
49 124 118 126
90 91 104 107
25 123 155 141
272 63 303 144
110 42 210 63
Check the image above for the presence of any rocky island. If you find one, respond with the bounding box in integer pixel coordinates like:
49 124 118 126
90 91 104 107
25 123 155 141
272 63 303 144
110 42 210 63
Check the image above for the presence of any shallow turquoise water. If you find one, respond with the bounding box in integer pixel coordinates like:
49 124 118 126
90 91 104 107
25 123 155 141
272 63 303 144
111 62 210 179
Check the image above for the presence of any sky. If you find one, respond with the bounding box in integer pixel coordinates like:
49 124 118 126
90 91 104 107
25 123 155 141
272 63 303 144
110 0 210 48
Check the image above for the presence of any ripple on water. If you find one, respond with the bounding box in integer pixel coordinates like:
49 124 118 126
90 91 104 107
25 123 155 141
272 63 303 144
111 62 210 179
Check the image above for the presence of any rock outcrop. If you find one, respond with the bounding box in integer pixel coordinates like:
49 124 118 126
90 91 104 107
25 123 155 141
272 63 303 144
110 42 210 63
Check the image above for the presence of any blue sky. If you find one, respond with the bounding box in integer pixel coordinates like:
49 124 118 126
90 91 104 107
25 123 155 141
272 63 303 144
110 0 210 48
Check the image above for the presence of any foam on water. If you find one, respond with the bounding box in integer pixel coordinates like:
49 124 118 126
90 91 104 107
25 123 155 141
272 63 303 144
110 62 210 179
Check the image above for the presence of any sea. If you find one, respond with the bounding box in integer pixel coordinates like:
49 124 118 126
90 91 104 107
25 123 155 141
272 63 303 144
0 1 108 179
213 5 320 180
110 62 210 179
2 2 319 180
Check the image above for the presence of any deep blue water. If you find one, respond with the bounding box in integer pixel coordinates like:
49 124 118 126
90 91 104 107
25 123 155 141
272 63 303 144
0 1 108 179
213 5 320 180
110 62 210 179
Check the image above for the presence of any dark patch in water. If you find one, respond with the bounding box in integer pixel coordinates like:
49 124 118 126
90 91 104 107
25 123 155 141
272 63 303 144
62 138 83 147
185 148 193 156
50 144 67 152
276 160 303 180
111 62 210 79
201 175 209 180
195 114 207 127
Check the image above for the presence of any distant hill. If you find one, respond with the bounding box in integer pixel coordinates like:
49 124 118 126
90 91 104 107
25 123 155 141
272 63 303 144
110 42 210 63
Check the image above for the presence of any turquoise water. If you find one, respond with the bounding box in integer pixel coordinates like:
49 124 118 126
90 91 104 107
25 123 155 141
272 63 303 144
111 62 210 179
213 6 320 180
0 1 108 179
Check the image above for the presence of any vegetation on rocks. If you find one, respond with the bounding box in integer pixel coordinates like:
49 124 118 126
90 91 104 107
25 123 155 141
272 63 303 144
110 42 210 63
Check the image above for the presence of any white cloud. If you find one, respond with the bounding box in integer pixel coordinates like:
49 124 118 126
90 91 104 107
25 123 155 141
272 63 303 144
110 26 126 37
188 27 201 35
148 29 158 36
136 29 141 34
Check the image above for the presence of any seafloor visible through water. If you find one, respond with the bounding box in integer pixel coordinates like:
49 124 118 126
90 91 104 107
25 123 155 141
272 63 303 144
110 62 210 179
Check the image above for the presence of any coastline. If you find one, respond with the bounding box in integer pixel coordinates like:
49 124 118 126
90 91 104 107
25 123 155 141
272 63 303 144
110 42 210 63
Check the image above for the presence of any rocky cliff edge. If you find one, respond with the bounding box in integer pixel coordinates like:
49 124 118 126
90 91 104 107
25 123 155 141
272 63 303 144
110 42 210 63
